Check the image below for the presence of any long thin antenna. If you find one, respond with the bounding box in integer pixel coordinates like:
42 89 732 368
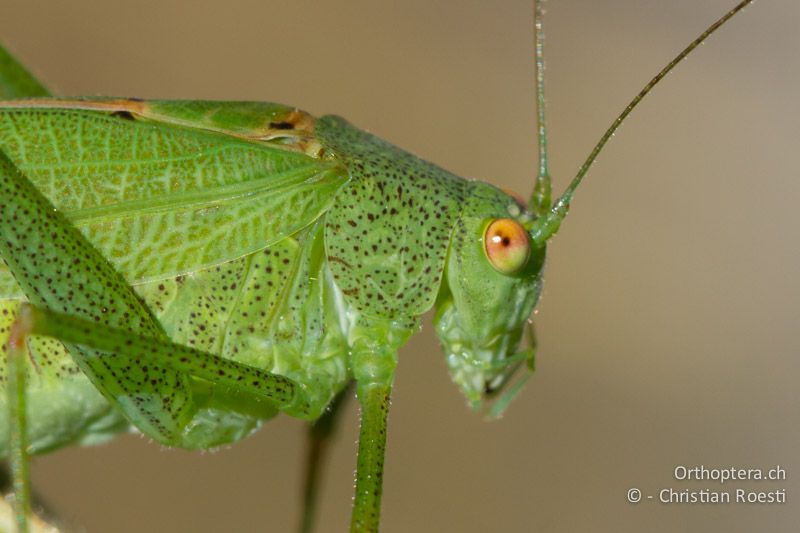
529 0 552 215
530 0 756 246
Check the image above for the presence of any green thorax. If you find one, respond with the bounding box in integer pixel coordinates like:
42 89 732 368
316 115 468 319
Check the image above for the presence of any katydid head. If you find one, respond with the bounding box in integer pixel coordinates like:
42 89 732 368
433 182 545 415
433 0 757 418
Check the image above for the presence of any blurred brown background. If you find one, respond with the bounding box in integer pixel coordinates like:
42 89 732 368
1 1 798 532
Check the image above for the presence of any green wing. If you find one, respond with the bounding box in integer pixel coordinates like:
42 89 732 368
0 48 351 452
0 44 49 99
0 99 350 453
0 100 348 298
0 46 125 455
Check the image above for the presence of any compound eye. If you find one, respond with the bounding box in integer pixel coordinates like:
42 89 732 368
484 218 531 275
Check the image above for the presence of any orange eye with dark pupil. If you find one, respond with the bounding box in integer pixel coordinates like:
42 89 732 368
484 218 531 274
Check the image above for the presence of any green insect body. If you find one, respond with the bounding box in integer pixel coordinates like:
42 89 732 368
0 98 540 455
0 1 756 530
